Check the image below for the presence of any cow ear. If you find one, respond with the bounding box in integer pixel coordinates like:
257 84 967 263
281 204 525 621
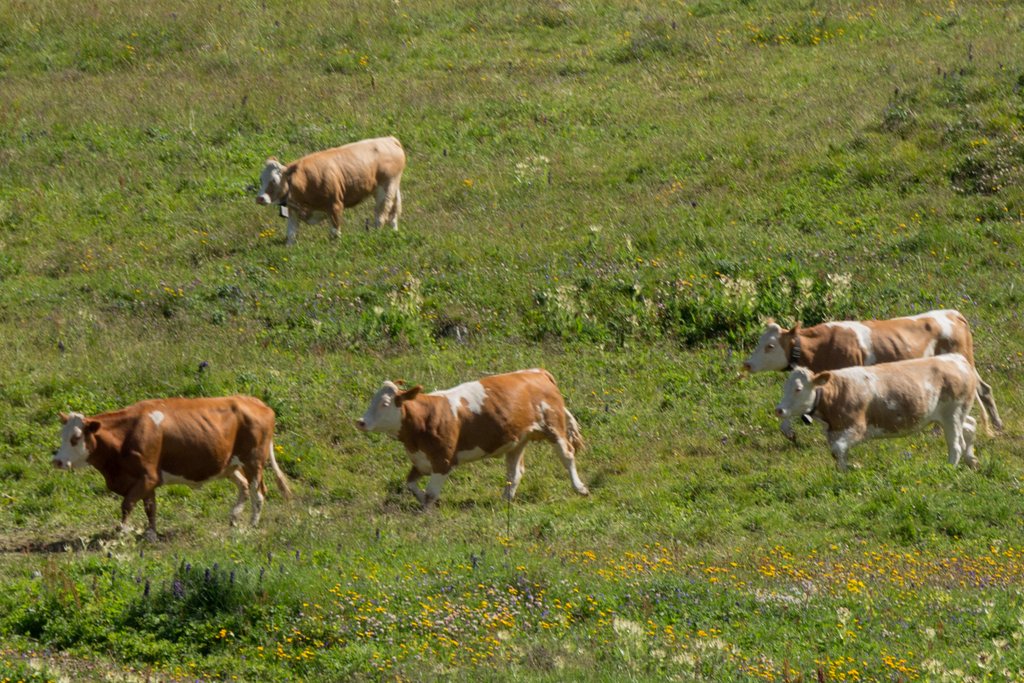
812 371 831 387
59 412 69 424
83 420 101 434
396 385 423 404
266 156 277 163
393 379 407 387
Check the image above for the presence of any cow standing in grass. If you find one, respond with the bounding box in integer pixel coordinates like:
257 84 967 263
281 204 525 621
53 396 291 541
256 136 406 245
743 309 1002 441
775 355 979 471
356 369 589 509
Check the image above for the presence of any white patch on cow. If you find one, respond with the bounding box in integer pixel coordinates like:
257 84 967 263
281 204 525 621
745 322 789 372
936 353 971 373
455 446 493 464
776 368 816 419
410 451 432 474
53 413 92 470
828 321 876 365
425 473 449 502
257 159 286 206
358 382 403 436
923 339 937 357
905 310 956 339
160 470 205 488
148 410 165 426
431 380 487 417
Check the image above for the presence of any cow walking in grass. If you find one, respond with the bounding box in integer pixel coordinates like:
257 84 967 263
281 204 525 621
774 354 979 471
53 396 291 541
743 309 1001 441
356 369 589 509
256 136 406 245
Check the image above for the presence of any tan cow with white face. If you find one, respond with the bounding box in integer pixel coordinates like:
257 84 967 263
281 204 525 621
356 369 589 509
744 309 1001 440
775 354 978 471
256 136 405 245
53 396 291 541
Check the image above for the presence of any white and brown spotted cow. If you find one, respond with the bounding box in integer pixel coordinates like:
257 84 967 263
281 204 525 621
775 354 979 471
53 396 291 541
356 369 589 509
256 136 405 245
744 309 1001 440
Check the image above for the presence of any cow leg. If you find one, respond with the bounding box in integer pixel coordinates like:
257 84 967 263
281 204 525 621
389 186 402 230
779 417 797 444
423 473 449 510
962 416 979 469
942 414 965 467
229 469 249 526
406 466 427 506
122 476 158 539
329 202 343 239
249 474 265 526
551 436 589 496
142 494 158 543
826 430 857 472
374 185 388 228
503 442 529 501
285 212 300 246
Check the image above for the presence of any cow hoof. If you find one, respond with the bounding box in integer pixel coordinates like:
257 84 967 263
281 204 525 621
576 486 590 496
143 529 159 543
785 433 798 445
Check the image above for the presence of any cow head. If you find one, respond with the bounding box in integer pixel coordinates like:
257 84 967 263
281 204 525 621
53 412 99 470
775 368 828 420
356 381 423 436
256 158 287 206
743 320 794 373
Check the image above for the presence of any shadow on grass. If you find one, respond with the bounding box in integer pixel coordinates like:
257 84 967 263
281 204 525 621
0 528 184 554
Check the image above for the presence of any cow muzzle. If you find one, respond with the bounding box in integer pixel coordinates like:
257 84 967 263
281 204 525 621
355 419 368 432
52 458 70 470
256 194 271 205
774 406 786 418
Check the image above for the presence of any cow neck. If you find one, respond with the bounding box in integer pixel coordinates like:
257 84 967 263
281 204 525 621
85 428 117 469
801 387 824 426
785 331 803 370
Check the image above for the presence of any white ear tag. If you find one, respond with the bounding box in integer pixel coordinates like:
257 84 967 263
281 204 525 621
278 204 289 218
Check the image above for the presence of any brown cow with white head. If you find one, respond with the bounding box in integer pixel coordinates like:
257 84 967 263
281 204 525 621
743 309 1001 440
256 136 406 245
356 369 589 509
775 354 979 471
53 396 291 541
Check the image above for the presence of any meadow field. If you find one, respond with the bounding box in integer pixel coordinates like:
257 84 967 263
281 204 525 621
2 0 1024 680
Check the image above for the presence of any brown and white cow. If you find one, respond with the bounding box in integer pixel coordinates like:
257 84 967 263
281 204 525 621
256 136 406 245
355 369 589 509
743 309 1002 439
53 396 291 541
775 354 978 471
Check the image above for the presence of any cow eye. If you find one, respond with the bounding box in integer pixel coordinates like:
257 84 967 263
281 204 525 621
70 436 80 446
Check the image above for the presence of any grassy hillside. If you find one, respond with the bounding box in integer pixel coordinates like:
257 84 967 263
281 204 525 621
2 0 1024 680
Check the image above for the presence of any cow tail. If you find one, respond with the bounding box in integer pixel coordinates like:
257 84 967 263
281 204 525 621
974 370 1004 435
564 409 585 454
268 440 293 500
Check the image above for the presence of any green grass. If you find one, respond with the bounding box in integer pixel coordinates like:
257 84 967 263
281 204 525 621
2 0 1024 680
